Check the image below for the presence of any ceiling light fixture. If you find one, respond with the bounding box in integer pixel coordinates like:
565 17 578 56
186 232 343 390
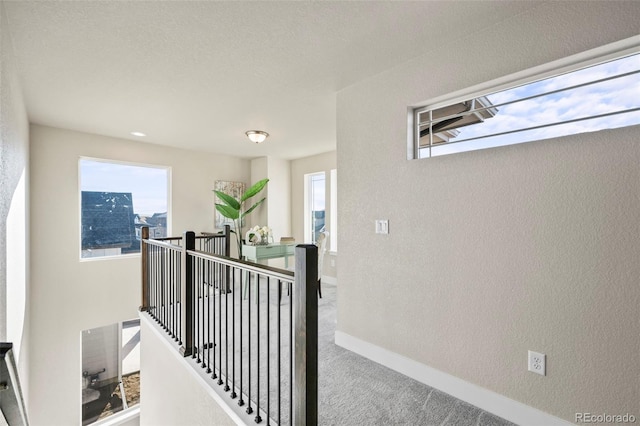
131 131 146 137
245 130 269 144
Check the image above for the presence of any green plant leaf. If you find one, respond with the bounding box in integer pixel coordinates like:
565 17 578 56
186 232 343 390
213 190 240 210
241 197 265 218
240 178 269 202
215 204 239 220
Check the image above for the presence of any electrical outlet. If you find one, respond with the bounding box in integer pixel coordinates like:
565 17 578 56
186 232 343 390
528 350 546 376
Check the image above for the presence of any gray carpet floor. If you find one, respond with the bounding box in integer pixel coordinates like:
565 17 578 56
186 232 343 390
192 278 516 426
315 283 514 426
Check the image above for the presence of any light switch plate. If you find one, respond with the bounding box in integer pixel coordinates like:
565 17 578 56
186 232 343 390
375 220 389 234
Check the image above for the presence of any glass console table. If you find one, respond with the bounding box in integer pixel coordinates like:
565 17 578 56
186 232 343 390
242 243 295 268
241 243 296 299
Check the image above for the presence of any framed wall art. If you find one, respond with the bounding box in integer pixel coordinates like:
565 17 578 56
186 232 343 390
214 180 245 229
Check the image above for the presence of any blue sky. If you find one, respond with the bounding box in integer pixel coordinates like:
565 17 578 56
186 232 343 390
424 53 640 157
80 159 168 216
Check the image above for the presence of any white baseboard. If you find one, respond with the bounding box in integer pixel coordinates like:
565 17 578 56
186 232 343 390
321 275 337 285
334 331 572 426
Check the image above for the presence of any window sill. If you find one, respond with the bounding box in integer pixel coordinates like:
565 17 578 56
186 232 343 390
89 405 140 426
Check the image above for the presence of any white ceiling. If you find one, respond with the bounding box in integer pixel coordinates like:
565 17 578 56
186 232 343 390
3 1 537 160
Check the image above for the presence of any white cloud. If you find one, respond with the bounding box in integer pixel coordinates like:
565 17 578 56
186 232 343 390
447 55 639 143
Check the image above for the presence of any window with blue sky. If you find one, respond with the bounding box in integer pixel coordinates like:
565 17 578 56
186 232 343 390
79 158 169 259
416 52 640 158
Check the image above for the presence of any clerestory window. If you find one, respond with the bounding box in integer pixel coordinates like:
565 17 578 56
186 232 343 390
411 39 640 159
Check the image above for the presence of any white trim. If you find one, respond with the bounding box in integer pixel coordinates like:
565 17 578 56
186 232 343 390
78 156 172 261
90 406 140 426
407 35 640 160
140 313 247 426
329 168 338 252
413 36 639 111
334 331 573 426
304 171 326 244
321 275 337 285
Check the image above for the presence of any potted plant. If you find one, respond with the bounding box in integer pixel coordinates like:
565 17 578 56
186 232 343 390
214 178 269 259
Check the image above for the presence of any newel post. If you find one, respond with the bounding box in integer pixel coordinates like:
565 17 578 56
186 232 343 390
180 231 196 357
293 244 318 426
140 226 150 311
223 224 231 257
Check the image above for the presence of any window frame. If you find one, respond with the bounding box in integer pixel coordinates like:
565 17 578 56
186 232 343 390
329 169 337 253
303 171 326 244
78 157 171 261
408 36 640 160
81 318 141 425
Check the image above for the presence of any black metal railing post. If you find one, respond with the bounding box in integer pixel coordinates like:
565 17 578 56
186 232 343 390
223 224 231 292
180 231 196 357
293 244 318 426
223 224 231 256
140 226 150 311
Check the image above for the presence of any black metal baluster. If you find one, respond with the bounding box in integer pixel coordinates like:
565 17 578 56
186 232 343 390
266 276 271 425
196 258 201 362
155 246 160 322
255 272 262 424
160 248 165 329
289 279 293 424
239 266 245 407
155 246 159 321
205 257 211 372
212 260 217 380
170 250 175 339
224 263 230 392
218 259 223 387
177 250 182 345
167 249 171 335
247 270 253 415
231 266 237 399
192 256 197 359
149 245 154 320
277 279 281 425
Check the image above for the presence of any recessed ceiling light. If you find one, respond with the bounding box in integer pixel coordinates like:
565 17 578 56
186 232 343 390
131 131 146 137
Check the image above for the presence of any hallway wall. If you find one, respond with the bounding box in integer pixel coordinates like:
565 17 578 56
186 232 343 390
28 125 250 425
0 0 31 403
336 2 640 423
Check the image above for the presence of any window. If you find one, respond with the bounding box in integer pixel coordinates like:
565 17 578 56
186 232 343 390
411 40 640 158
79 158 170 259
81 319 140 425
304 170 337 250
304 172 325 244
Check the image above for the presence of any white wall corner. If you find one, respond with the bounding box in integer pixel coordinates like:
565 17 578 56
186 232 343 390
334 331 573 426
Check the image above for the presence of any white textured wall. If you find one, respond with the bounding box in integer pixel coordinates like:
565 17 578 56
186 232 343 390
249 156 269 231
337 2 640 423
247 156 292 268
139 316 235 426
0 0 30 401
266 156 291 242
28 125 249 425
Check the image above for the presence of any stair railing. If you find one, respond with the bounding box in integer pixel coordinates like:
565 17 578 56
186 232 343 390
0 342 29 426
140 227 318 425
